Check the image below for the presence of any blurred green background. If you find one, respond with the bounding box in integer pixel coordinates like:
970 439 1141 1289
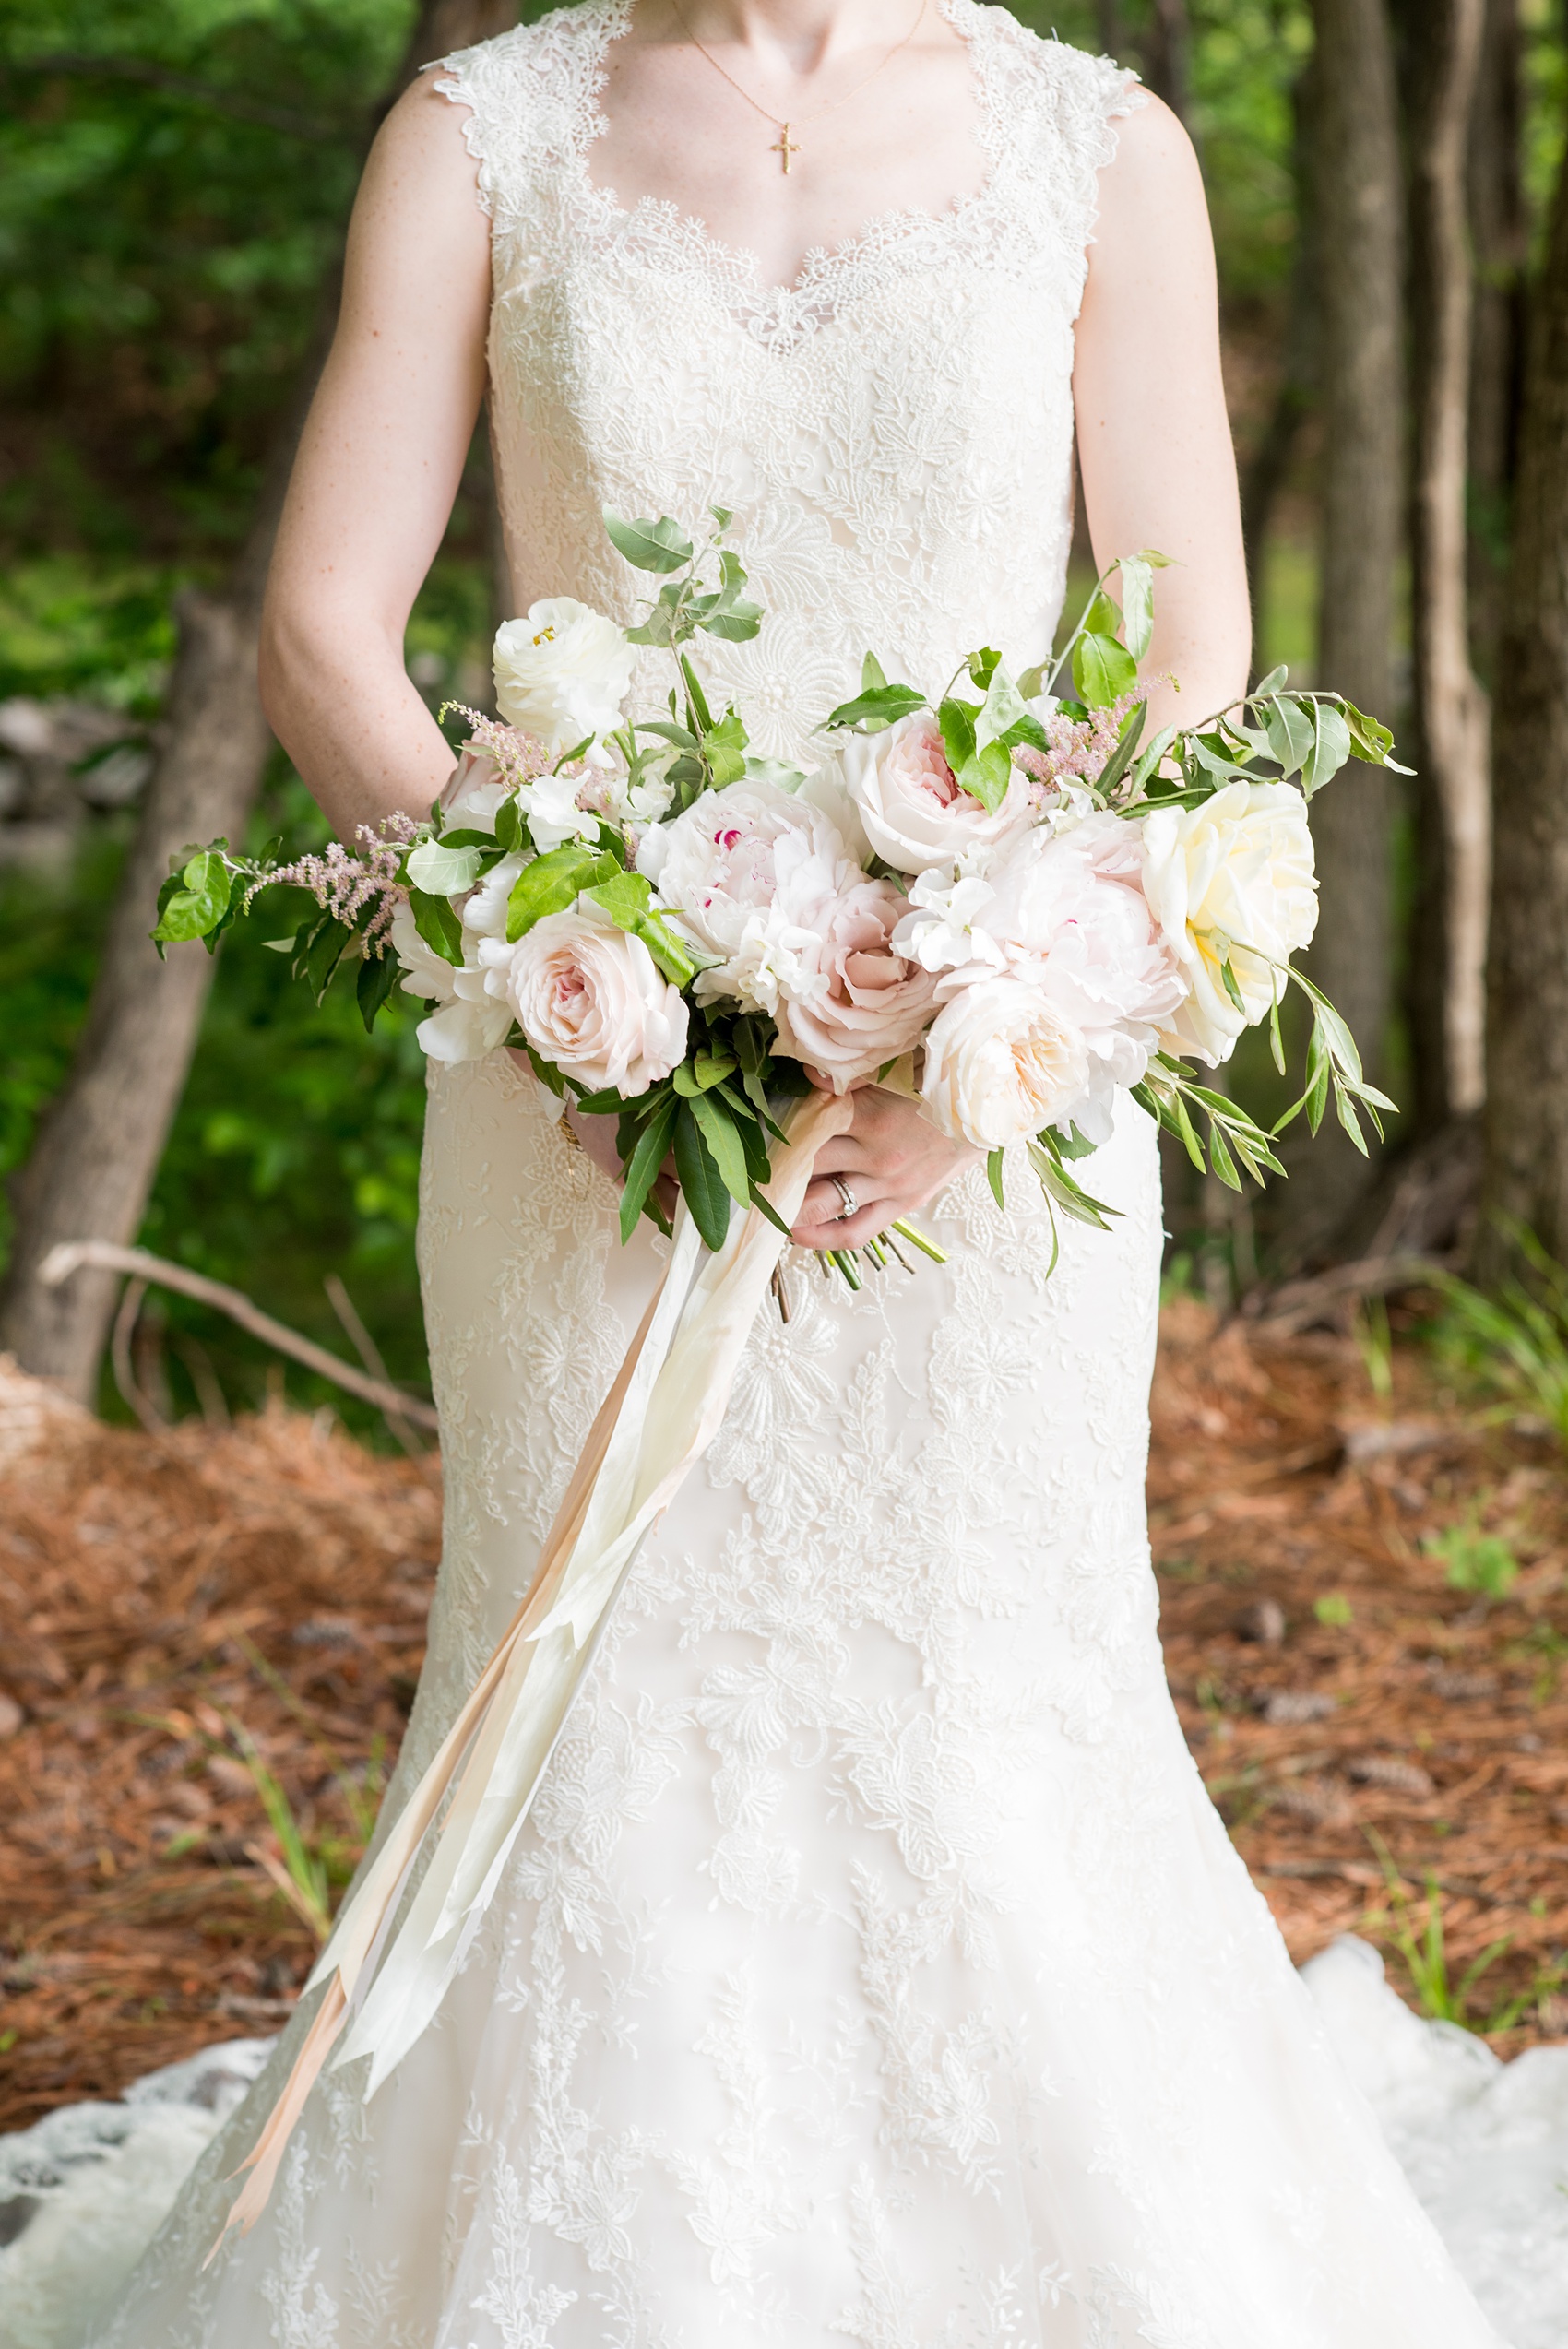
1 0 1562 1428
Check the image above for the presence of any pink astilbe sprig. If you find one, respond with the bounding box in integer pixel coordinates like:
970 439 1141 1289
250 813 420 955
443 706 554 791
1015 692 1143 809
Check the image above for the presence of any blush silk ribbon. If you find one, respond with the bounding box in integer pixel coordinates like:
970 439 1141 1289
214 1086 857 2250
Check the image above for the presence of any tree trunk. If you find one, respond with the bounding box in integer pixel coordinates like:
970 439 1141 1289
1143 0 1194 130
1241 62 1318 648
0 0 517 1402
1406 0 1490 1131
1467 0 1526 676
1479 136 1568 1271
1095 2 1126 60
1285 0 1403 1257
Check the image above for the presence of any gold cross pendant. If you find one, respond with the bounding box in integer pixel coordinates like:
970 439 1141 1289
771 124 800 173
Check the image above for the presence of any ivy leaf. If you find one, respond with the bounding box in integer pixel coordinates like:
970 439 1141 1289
1015 662 1048 700
603 509 694 574
974 661 1029 755
861 650 887 692
506 844 619 943
702 707 749 785
151 849 232 949
937 696 978 777
673 1101 733 1251
1073 632 1138 710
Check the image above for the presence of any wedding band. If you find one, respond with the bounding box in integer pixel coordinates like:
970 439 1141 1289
830 1176 859 1222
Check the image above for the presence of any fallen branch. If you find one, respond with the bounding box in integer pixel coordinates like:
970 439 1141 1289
38 1241 439 1431
1253 1857 1505 1906
1248 1252 1451 1336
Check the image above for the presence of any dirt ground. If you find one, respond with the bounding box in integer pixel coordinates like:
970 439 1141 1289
2 1301 1566 2132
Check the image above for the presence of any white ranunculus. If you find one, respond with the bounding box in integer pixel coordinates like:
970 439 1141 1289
770 872 940 1092
640 779 860 1015
833 710 1033 873
492 598 636 760
1139 780 1317 1065
521 763 601 853
388 900 512 1064
920 968 1090 1151
482 904 688 1097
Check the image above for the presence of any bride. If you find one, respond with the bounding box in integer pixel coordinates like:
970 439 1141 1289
90 2 1505 2343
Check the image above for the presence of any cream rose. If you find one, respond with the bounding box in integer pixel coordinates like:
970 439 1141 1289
920 969 1090 1150
483 904 688 1097
833 710 1033 874
492 598 636 759
1139 780 1317 1065
771 874 940 1092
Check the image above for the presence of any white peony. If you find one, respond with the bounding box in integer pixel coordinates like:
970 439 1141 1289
833 710 1033 873
520 763 601 853
639 779 859 1014
770 872 939 1092
920 969 1090 1150
439 745 509 832
481 903 688 1097
492 598 636 760
896 817 1185 1140
388 900 512 1065
1139 780 1317 1065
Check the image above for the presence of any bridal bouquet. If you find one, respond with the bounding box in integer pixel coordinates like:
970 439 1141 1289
173 523 1408 2237
160 511 1399 1277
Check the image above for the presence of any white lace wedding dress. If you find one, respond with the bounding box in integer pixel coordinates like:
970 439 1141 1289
82 6 1510 2343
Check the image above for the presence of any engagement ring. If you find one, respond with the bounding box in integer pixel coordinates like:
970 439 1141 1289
830 1176 859 1222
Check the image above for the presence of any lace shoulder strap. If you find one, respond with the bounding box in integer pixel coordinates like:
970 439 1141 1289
434 0 626 230
959 4 1146 276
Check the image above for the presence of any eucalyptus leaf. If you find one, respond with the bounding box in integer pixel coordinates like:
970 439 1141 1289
603 509 694 574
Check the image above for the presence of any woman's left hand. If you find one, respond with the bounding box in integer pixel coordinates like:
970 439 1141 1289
788 1083 979 1252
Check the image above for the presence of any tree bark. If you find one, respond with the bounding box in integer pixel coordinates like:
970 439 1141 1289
1142 0 1194 132
0 0 517 1401
1479 136 1568 1270
1467 0 1526 674
1241 62 1318 646
1285 0 1403 1256
1406 0 1490 1130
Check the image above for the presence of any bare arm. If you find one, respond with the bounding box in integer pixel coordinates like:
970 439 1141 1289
258 74 493 842
1074 97 1250 731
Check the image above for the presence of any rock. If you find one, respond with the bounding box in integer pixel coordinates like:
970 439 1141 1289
1235 1597 1287 1645
1428 1667 1500 1702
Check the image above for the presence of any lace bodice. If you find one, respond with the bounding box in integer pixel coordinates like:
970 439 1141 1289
436 0 1143 756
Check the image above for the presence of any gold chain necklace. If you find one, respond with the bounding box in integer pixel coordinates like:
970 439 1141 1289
666 0 926 173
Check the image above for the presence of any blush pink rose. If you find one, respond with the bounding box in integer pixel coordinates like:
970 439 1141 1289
771 875 940 1091
483 904 688 1097
833 711 1034 873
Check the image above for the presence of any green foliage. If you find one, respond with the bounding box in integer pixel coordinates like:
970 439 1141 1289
1430 1230 1568 1453
1423 1523 1522 1604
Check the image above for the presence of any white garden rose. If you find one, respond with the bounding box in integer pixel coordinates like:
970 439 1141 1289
439 744 510 832
834 710 1033 873
482 903 688 1097
639 778 858 1014
920 968 1090 1150
770 873 939 1092
1139 780 1317 1065
388 901 512 1065
492 598 636 760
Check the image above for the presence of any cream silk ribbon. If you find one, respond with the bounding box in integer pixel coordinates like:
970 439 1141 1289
216 1086 856 2248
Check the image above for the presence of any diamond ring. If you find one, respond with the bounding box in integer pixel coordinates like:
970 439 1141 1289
830 1175 859 1222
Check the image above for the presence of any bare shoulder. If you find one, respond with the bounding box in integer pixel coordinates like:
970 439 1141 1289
1089 94 1213 290
355 67 487 230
